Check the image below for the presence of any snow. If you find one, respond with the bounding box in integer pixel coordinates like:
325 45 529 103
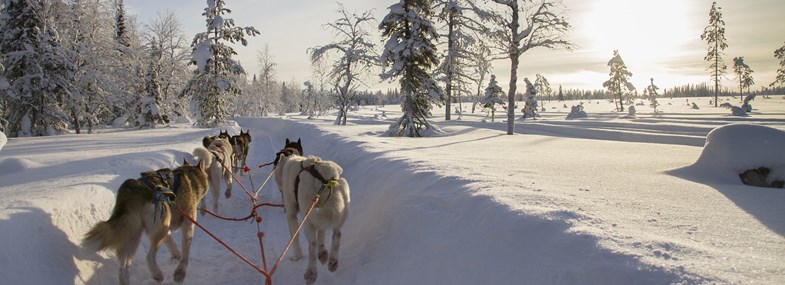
1 97 784 284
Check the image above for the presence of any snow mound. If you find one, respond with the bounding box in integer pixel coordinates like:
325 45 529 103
688 124 785 183
0 157 41 175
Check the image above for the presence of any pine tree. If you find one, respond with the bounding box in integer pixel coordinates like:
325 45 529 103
603 50 635 111
481 74 505 122
732 56 754 96
0 0 77 136
379 0 443 137
700 1 728 107
181 0 259 127
521 77 538 119
139 38 164 128
308 3 378 125
114 0 130 48
647 78 659 113
771 41 785 88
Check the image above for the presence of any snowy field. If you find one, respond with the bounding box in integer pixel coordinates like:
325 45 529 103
1 96 784 285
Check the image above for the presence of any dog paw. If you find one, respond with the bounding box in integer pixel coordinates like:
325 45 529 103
318 249 328 264
152 270 164 282
199 208 205 216
174 268 186 283
170 253 181 262
289 253 303 261
224 190 232 199
304 268 317 285
328 258 339 272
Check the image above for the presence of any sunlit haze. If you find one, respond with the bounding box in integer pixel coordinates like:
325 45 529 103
127 0 785 93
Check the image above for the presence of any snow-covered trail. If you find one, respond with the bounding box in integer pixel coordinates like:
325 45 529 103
1 97 784 284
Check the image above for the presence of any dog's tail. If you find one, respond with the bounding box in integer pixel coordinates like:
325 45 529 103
193 146 214 170
81 183 139 253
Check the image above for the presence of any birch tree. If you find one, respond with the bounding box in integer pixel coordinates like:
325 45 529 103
379 0 443 137
476 0 572 135
433 0 482 120
309 3 378 125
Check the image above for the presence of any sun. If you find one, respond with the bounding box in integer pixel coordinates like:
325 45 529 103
581 0 696 83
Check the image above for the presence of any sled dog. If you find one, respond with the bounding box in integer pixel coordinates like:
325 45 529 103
81 160 208 285
230 130 251 175
274 139 350 284
195 137 234 214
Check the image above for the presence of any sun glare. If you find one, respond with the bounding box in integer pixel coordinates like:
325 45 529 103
582 0 695 86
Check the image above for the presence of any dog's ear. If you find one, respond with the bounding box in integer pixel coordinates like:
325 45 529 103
286 138 291 145
297 138 301 144
197 159 204 171
182 157 191 166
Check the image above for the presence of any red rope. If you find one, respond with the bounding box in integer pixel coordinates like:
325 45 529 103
174 207 272 284
270 195 320 276
200 203 283 222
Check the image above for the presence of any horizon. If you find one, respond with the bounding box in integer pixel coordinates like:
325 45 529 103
126 0 785 93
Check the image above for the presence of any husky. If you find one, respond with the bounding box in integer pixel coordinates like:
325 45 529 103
201 135 216 148
195 137 234 214
230 130 251 175
274 139 349 284
81 159 208 285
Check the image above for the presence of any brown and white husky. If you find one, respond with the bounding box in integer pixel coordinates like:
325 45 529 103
81 158 209 285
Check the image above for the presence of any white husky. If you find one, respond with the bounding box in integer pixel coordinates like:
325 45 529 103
194 137 234 214
275 152 350 284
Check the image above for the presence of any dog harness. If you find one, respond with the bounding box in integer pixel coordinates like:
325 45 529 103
294 163 338 207
139 170 179 222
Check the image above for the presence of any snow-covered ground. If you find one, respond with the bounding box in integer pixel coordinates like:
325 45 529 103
1 96 784 284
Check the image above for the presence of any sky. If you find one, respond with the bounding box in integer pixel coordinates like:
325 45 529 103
2 97 785 284
125 0 785 93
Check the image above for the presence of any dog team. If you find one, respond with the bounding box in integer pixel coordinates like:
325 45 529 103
81 129 350 285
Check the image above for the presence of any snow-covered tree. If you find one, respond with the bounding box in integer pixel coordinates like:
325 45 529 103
469 39 492 113
521 77 537 119
476 0 572 135
309 3 378 125
534 73 552 102
647 77 659 113
138 39 165 128
0 62 9 132
255 45 279 117
771 41 785 88
108 0 144 127
114 0 130 48
142 11 191 122
1 0 77 136
732 56 754 96
180 0 259 127
481 75 505 122
700 1 728 107
379 0 443 137
279 80 302 114
61 0 116 134
433 0 482 120
603 50 635 112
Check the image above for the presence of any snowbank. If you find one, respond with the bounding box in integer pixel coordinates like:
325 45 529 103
689 124 785 183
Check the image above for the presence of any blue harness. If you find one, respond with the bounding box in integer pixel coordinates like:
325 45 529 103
139 170 179 222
